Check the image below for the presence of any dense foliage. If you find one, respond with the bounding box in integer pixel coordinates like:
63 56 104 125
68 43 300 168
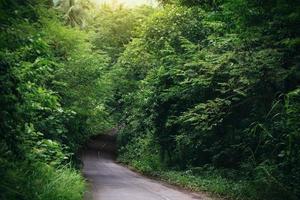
0 0 111 199
91 5 155 62
1 0 299 200
114 1 300 200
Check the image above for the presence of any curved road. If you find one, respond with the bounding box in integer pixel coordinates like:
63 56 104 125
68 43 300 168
82 135 213 200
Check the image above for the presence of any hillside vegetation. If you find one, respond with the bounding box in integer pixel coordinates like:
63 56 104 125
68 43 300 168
1 0 299 200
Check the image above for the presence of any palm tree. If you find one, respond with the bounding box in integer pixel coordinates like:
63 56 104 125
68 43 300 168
55 0 94 28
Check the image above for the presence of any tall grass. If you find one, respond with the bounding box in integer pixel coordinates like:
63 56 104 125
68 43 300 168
0 162 85 200
37 165 85 200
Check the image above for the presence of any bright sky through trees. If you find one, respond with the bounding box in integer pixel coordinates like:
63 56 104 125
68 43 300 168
92 0 157 7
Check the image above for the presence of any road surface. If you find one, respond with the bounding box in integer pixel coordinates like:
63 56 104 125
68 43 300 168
82 135 212 200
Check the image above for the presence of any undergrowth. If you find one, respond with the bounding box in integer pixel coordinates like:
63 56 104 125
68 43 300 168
0 162 85 200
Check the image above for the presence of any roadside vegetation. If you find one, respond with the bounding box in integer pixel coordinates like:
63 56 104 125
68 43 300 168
115 1 300 200
0 0 110 199
1 0 299 200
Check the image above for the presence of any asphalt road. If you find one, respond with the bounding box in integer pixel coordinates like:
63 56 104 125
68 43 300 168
82 135 212 200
